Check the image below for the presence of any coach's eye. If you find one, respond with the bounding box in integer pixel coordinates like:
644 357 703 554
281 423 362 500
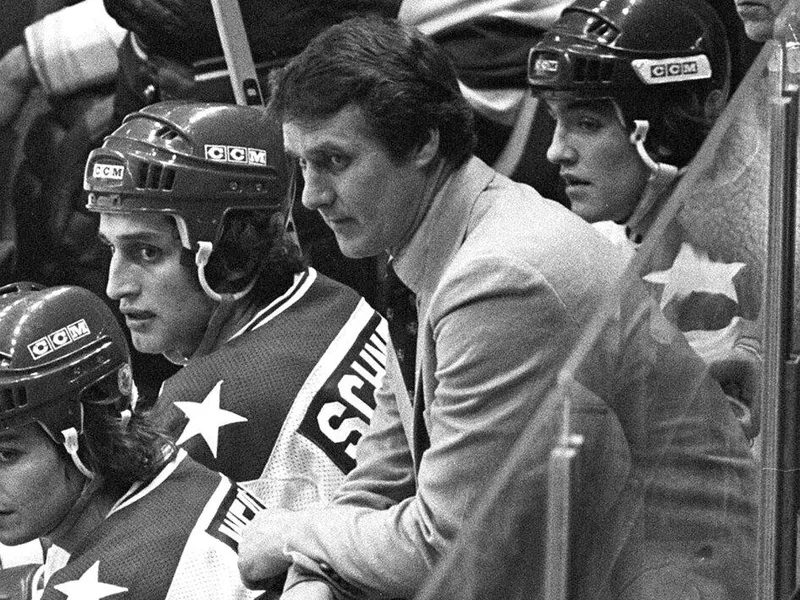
139 245 162 263
328 153 349 170
0 449 20 463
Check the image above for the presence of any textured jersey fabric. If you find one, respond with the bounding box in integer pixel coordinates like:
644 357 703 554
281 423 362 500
38 450 264 600
158 268 391 508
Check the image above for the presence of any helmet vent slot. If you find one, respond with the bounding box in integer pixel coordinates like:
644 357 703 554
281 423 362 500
162 169 176 190
585 17 619 44
156 125 181 141
137 162 177 191
573 57 615 83
0 387 27 412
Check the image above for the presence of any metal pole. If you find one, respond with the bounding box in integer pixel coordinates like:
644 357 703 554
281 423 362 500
757 40 800 600
544 433 583 600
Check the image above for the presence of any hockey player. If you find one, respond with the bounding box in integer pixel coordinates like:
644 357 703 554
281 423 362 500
528 0 731 248
0 281 267 599
528 0 761 439
84 101 398 506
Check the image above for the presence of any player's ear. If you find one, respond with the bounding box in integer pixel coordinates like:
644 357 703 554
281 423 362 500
413 128 440 169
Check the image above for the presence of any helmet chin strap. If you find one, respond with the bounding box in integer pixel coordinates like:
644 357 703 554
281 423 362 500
623 120 682 242
173 215 257 303
61 427 94 480
195 241 256 303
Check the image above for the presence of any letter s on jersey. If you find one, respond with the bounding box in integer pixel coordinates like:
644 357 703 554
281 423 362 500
317 403 369 460
298 314 387 473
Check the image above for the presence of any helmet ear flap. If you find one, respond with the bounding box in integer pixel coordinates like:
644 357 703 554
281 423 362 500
35 401 84 445
40 364 137 480
199 208 287 300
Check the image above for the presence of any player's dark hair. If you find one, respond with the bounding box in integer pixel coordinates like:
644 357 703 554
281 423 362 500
268 16 476 166
203 209 307 304
638 88 723 169
79 384 176 493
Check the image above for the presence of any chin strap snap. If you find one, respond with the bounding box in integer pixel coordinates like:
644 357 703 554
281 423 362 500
119 409 132 429
61 427 94 480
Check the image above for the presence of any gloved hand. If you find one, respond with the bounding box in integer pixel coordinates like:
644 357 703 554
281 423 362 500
0 45 35 127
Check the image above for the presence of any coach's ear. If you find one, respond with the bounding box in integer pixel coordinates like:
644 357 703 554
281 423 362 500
413 128 440 170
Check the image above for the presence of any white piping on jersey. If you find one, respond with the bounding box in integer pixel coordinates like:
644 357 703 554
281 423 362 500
252 298 388 506
227 267 318 343
277 297 386 422
108 449 188 516
187 476 234 535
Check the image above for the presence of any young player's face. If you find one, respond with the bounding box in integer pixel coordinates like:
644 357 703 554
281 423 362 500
546 98 650 224
99 212 217 357
284 104 435 259
735 0 789 41
0 424 84 545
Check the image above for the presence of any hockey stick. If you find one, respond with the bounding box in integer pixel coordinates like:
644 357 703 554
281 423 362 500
209 0 300 244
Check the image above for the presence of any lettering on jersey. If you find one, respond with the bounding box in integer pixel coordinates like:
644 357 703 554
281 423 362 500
298 313 387 473
631 55 711 85
92 162 125 180
28 319 91 360
206 484 265 552
204 144 268 167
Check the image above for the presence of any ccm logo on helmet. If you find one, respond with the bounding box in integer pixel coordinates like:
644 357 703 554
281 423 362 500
533 57 559 75
204 145 267 167
529 54 560 81
27 319 91 360
632 55 712 85
92 163 125 180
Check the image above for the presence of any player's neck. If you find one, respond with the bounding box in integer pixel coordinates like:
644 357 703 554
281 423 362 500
42 478 117 553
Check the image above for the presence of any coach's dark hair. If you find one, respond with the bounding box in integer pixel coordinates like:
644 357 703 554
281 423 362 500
268 16 476 166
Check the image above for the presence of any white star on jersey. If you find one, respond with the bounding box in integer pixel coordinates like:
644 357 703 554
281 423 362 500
53 561 127 600
175 380 248 458
643 242 745 310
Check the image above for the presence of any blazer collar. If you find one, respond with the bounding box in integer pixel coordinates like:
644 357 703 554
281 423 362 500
392 156 495 299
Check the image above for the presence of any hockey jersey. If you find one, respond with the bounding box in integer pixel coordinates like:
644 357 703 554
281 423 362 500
38 450 266 600
158 268 390 508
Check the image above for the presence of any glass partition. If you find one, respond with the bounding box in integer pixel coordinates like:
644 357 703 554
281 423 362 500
412 7 800 596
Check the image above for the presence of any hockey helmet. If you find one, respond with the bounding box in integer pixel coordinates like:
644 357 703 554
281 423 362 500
528 0 731 167
0 282 132 447
84 100 290 251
